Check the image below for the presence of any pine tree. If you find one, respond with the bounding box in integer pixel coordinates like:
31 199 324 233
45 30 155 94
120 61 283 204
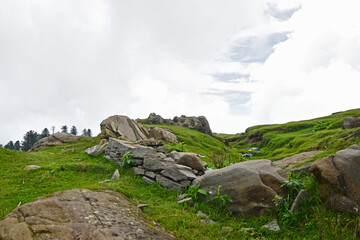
40 128 50 139
70 126 77 135
14 140 21 151
82 129 87 136
61 125 68 133
21 130 40 151
4 141 14 150
87 129 92 137
0 144 3 148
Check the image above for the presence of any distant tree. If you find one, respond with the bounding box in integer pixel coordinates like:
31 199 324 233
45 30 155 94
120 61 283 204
82 128 87 136
87 129 92 137
14 140 21 151
21 130 40 152
40 128 50 139
51 126 55 134
4 141 14 150
70 126 77 136
61 125 68 133
0 144 2 148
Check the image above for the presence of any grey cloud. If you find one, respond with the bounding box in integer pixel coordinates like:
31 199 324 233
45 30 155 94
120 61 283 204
265 3 301 21
230 32 290 63
212 72 250 82
202 90 251 115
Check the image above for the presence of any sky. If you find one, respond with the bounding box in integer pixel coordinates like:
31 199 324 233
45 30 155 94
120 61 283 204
1 0 360 144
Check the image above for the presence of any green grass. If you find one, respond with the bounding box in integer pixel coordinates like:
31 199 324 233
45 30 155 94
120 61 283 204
1 110 360 239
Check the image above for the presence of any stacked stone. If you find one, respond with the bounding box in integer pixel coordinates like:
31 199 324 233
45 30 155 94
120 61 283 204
105 138 207 191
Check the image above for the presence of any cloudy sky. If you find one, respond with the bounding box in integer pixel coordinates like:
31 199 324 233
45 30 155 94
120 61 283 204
1 0 360 144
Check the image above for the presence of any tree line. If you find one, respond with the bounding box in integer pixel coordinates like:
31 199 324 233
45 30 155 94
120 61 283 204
1 126 92 152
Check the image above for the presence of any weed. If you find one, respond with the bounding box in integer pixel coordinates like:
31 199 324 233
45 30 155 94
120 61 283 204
211 185 233 208
185 183 207 201
120 151 135 169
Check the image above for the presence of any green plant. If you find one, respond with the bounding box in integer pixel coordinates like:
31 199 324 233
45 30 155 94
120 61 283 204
211 185 232 208
120 151 135 168
185 183 207 201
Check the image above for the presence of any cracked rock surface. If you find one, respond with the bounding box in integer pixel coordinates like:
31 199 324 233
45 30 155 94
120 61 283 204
0 189 174 240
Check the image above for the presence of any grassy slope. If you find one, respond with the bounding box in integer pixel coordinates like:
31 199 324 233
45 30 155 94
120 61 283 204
220 108 360 161
1 110 360 239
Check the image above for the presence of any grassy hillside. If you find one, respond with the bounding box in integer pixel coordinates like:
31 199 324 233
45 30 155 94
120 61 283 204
218 108 360 162
1 110 360 239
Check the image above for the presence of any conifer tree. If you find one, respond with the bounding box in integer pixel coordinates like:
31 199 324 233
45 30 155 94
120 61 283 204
70 126 77 135
21 130 40 151
4 141 14 150
87 129 92 137
61 125 68 133
14 140 21 151
40 128 50 138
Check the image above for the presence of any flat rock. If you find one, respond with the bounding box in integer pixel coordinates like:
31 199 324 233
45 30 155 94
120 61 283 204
273 151 322 170
143 156 175 171
169 152 208 171
85 144 107 157
261 220 280 232
149 127 179 144
156 175 186 191
0 189 174 239
108 138 157 159
24 165 41 171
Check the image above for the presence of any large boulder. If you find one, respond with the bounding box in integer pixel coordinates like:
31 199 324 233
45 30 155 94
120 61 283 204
29 132 79 152
273 151 322 170
193 160 288 218
148 127 179 144
147 113 212 135
107 138 157 161
101 115 148 142
342 117 360 129
310 145 360 214
0 189 174 240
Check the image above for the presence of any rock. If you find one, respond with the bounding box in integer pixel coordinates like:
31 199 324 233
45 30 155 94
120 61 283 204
177 198 193 206
196 211 209 219
143 156 175 171
310 145 360 214
177 193 188 201
100 115 148 141
200 219 216 225
111 169 120 179
273 151 322 170
290 189 310 212
240 227 256 233
148 113 212 135
99 138 108 146
29 132 80 152
261 220 280 232
108 138 157 159
287 162 313 175
180 180 191 187
24 165 41 171
85 144 107 157
137 204 149 209
136 138 163 147
133 167 145 175
99 179 111 183
192 160 288 217
155 146 171 154
160 164 197 182
342 117 360 129
149 127 179 144
156 175 186 191
144 171 157 179
142 176 155 185
0 189 174 240
169 152 208 171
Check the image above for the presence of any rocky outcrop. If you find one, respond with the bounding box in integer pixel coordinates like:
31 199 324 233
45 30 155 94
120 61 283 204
148 127 179 144
342 117 360 129
147 113 212 135
273 151 322 170
0 189 174 240
101 115 148 141
310 145 360 214
105 138 205 191
29 132 80 152
192 160 288 218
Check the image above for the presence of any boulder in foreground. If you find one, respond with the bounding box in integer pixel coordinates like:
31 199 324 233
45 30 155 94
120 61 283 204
0 189 174 240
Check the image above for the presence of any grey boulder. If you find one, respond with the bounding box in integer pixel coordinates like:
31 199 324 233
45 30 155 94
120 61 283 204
29 132 79 152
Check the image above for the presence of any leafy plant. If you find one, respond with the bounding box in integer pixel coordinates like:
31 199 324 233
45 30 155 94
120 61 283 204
120 151 135 168
164 142 186 152
211 185 232 208
210 153 230 169
185 183 207 201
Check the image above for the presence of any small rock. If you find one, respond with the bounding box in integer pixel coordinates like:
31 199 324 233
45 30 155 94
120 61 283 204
142 176 155 185
145 171 157 179
137 204 149 209
261 220 280 232
221 226 233 232
98 179 111 183
196 210 209 219
177 198 193 206
111 169 120 179
177 193 188 201
200 219 216 225
133 167 145 175
290 189 311 212
24 165 41 171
